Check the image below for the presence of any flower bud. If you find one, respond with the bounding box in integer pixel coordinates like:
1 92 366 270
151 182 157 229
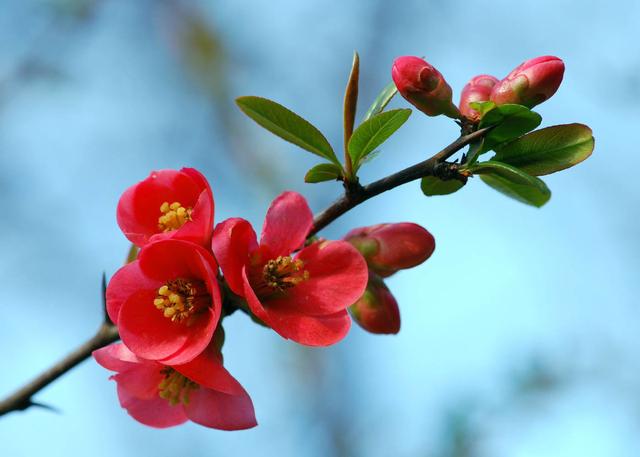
344 222 435 278
349 273 400 334
392 56 461 119
459 74 499 121
490 56 565 108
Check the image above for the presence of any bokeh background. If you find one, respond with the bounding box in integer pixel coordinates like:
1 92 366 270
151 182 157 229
1 0 639 456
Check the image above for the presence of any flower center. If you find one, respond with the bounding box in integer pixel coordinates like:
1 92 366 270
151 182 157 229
153 278 209 323
158 368 199 406
158 201 192 232
262 256 310 292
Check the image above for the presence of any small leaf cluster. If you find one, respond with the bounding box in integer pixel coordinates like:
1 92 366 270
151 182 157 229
423 101 594 207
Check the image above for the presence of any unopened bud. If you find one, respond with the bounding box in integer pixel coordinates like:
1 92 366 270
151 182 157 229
349 273 400 334
459 74 499 121
490 56 565 108
392 56 461 119
344 222 435 277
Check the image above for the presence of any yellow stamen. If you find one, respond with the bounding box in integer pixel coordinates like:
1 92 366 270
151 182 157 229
158 368 199 406
153 278 209 323
262 256 310 293
158 201 193 232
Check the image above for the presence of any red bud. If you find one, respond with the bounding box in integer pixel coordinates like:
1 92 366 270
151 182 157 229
490 56 565 108
392 56 461 119
344 222 435 278
459 74 499 121
349 273 400 334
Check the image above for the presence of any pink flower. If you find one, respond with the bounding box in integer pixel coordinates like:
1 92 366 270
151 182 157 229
490 56 565 108
106 239 221 365
212 192 368 346
344 223 435 278
93 343 257 430
459 74 499 121
117 168 214 248
392 56 461 119
350 273 400 335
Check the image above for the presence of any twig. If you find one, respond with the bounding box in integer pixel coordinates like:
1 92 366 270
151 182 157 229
310 126 489 235
0 323 119 417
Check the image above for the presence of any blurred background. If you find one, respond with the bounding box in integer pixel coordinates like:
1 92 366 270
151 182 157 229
1 0 639 456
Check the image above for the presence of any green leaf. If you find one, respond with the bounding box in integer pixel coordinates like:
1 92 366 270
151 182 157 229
470 161 551 207
236 96 338 164
348 109 411 171
469 101 496 118
492 123 594 176
420 176 465 196
343 51 360 147
479 104 542 152
363 81 398 122
304 163 343 183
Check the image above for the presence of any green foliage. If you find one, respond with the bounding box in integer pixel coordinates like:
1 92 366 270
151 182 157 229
362 82 398 122
420 176 465 196
348 109 411 172
479 104 542 153
469 161 551 207
492 124 594 176
343 51 360 149
469 101 496 118
304 163 343 183
236 96 339 164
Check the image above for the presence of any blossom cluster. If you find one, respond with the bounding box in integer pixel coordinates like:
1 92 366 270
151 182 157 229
94 168 436 429
392 55 565 121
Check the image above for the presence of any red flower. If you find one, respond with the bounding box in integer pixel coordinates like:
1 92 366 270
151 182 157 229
212 191 368 346
93 342 257 430
106 239 221 365
117 168 214 248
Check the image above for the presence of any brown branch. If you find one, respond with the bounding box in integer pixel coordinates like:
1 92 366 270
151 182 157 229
0 125 489 418
310 126 489 236
0 323 119 417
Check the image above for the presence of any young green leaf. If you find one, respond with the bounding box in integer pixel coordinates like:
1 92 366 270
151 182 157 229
420 176 465 196
492 123 594 176
363 81 398 122
236 96 338 164
479 104 542 153
470 161 551 207
348 108 411 171
343 51 360 146
304 163 343 183
469 101 496 118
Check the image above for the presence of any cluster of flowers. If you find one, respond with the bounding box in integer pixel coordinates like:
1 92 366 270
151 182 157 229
94 168 435 429
391 55 565 120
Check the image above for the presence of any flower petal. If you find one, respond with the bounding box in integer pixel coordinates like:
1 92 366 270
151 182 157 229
157 307 217 366
241 266 269 323
263 308 352 346
138 239 214 283
117 384 188 428
260 191 313 257
173 345 246 396
184 385 257 430
113 363 164 400
106 261 159 324
267 241 369 316
212 218 258 296
93 343 144 373
118 290 215 362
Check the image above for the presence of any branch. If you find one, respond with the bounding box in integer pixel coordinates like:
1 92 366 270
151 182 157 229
0 125 489 418
0 323 119 417
310 126 489 236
